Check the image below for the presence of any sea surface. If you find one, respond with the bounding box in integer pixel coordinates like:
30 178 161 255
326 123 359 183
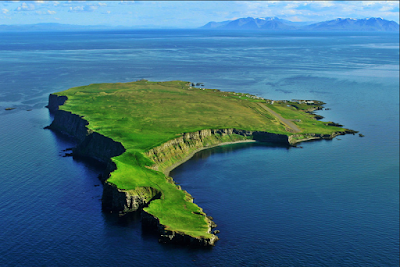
0 30 398 266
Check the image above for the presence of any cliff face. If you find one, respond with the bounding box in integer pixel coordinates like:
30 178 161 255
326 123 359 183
146 128 290 173
47 95 151 214
73 132 125 163
47 94 68 113
102 183 161 213
48 110 90 142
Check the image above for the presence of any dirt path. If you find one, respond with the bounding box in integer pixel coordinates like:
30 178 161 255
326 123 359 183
258 103 302 133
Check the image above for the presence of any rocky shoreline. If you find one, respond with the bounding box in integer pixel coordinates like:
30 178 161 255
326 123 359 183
141 211 219 246
45 93 355 247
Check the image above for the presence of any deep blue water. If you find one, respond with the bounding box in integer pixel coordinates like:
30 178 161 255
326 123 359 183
0 30 398 266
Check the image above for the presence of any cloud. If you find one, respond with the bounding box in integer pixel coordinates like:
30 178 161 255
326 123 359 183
15 2 36 11
68 5 100 12
379 5 396 12
236 2 273 18
35 10 56 15
362 1 379 7
284 3 301 9
119 0 136 5
98 2 107 7
35 1 44 4
2 8 9 14
69 6 84 12
316 1 335 8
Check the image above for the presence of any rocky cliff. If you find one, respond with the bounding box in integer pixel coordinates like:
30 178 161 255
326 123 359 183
102 183 161 214
47 94 125 162
47 94 68 113
288 130 357 144
146 128 290 173
142 210 219 247
46 94 156 215
47 109 90 142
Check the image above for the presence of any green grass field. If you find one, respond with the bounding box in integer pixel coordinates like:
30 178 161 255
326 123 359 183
54 80 349 239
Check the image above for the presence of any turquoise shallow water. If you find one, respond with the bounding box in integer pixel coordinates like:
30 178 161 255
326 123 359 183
0 30 398 266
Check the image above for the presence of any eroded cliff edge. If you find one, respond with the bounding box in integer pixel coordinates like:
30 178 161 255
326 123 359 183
47 94 157 213
46 93 351 247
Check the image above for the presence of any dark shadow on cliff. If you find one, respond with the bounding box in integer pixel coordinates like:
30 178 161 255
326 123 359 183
45 111 109 176
46 124 108 174
44 124 78 147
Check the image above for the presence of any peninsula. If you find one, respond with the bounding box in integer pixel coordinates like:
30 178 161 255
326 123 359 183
46 80 356 246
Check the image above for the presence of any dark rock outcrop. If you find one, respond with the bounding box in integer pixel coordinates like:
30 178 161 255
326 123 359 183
141 210 219 246
288 129 358 143
73 132 125 163
47 110 90 142
47 94 68 113
102 183 161 213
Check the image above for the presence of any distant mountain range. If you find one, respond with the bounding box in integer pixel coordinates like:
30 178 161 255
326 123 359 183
0 23 114 32
0 23 169 32
202 17 300 30
0 18 398 32
201 17 399 32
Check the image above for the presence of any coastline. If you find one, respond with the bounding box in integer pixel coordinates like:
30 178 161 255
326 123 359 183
46 87 356 247
163 139 257 177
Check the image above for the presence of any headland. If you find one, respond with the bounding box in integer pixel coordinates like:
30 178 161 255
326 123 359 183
46 80 356 246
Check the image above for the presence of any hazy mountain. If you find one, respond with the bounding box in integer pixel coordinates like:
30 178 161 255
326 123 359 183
201 20 232 29
201 17 399 32
0 23 116 32
1 18 398 32
304 17 399 32
201 17 298 30
0 23 188 32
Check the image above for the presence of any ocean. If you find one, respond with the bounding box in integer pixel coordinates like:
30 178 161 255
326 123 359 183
0 30 398 266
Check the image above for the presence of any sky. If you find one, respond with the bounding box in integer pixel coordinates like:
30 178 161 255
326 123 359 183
0 1 399 28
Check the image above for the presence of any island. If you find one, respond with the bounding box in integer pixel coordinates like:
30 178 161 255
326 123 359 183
46 80 356 246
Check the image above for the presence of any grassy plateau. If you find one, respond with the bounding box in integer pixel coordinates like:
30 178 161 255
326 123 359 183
54 80 349 240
